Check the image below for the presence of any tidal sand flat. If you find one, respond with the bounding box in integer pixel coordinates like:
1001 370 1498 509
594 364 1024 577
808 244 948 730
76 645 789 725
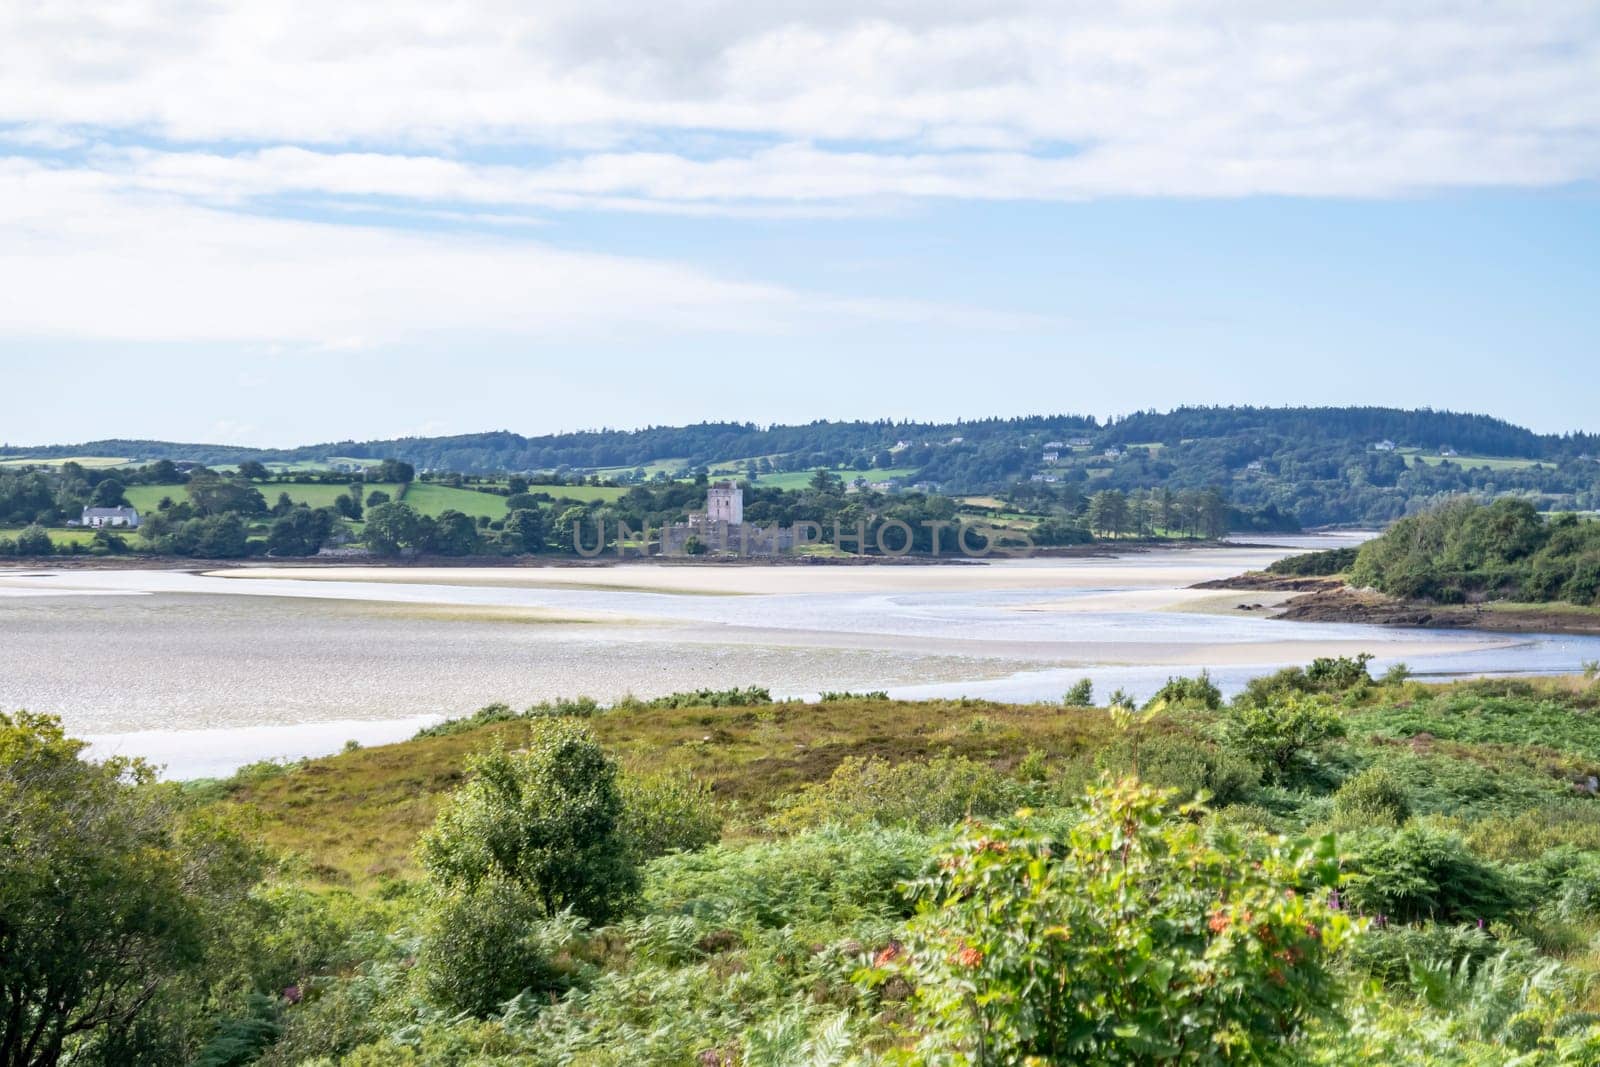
4 534 1592 777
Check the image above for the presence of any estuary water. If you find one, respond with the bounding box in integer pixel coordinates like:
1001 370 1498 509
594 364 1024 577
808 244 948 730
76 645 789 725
3 532 1598 778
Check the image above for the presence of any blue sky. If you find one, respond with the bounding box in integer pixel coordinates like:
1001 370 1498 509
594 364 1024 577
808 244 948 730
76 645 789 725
1 2 1596 447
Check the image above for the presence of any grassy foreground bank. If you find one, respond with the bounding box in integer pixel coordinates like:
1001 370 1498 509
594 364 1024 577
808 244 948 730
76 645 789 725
12 666 1600 1064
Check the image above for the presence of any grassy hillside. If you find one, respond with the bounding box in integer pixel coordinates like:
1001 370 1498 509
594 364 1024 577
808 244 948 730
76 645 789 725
218 694 1110 889
166 667 1600 1063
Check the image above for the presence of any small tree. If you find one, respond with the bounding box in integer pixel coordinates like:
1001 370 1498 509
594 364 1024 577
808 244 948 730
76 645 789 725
420 719 639 923
416 879 577 1017
90 478 127 507
1222 696 1346 781
619 768 722 861
503 507 548 554
14 524 53 556
1063 678 1094 707
426 509 480 555
0 712 261 1067
363 502 419 556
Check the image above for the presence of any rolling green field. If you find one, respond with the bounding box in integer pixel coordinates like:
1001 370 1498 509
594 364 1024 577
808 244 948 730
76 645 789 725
525 482 630 504
121 485 182 512
589 457 692 479
745 466 923 491
38 528 128 547
405 481 630 517
260 483 400 509
1409 451 1547 472
122 482 401 513
397 482 510 520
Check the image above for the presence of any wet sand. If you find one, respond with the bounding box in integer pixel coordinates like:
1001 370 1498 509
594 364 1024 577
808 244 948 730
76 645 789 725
7 533 1584 778
206 544 1307 598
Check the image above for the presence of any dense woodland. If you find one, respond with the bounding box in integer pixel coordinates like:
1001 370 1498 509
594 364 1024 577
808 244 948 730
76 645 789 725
8 407 1600 527
1345 500 1600 605
1267 499 1600 607
8 664 1600 1064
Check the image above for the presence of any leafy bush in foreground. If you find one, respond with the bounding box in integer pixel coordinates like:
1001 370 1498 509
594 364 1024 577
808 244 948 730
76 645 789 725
1145 670 1224 710
620 767 723 862
1331 765 1413 828
1095 728 1261 805
420 720 638 923
644 825 928 931
1222 697 1347 781
766 754 1032 833
877 780 1351 1064
417 882 582 1016
1343 823 1527 926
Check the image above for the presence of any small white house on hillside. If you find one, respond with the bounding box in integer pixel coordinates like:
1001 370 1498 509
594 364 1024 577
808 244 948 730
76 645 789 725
79 506 141 529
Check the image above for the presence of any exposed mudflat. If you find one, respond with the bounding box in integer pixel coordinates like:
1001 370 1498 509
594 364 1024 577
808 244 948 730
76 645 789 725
1196 571 1600 636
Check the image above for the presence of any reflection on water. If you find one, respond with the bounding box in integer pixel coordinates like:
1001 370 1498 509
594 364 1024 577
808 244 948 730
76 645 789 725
2 534 1598 778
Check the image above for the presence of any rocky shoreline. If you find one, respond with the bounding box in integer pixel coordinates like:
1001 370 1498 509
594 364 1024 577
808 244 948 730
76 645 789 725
1196 573 1600 636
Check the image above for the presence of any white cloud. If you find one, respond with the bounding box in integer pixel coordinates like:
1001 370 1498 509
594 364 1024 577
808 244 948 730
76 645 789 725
0 2 1594 350
0 160 1034 347
1 1 1596 202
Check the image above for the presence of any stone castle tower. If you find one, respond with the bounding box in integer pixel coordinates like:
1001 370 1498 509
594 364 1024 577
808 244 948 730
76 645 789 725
705 481 743 525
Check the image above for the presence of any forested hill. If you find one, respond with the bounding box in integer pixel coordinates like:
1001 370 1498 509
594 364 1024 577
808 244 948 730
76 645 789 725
8 406 1600 526
13 407 1595 470
1102 406 1587 459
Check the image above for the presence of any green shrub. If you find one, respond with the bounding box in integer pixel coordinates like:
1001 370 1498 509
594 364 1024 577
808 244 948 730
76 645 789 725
14 523 54 556
645 825 927 930
1343 823 1526 926
1094 731 1260 805
1063 678 1095 707
1345 923 1501 985
1520 847 1600 923
1306 653 1374 690
629 687 772 710
412 701 518 738
1222 697 1346 781
417 880 580 1017
879 779 1351 1064
527 695 603 718
1267 546 1358 576
1236 655 1373 707
1379 662 1413 685
818 690 888 702
1145 670 1223 710
621 767 723 861
766 755 1030 833
1016 748 1048 783
420 720 639 923
1332 766 1412 828
191 993 281 1067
